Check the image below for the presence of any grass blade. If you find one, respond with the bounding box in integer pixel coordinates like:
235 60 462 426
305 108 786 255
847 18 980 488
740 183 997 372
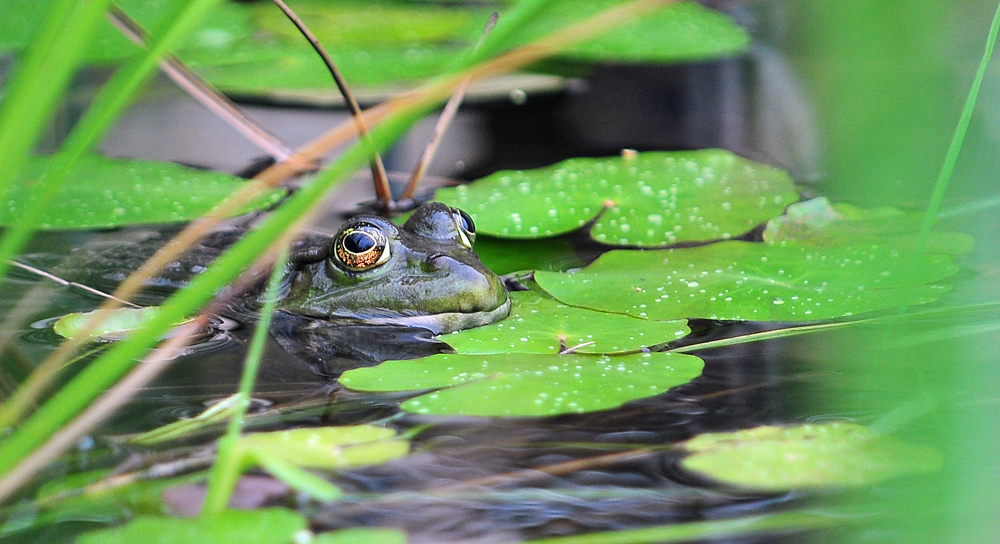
202 246 289 515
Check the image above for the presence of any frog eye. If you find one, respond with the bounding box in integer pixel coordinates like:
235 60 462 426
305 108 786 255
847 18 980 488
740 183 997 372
333 223 390 271
453 208 476 247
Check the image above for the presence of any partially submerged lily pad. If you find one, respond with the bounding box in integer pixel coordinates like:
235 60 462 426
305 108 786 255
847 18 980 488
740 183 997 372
2 155 285 229
437 150 798 246
535 240 960 321
77 508 306 544
233 426 409 501
443 289 689 354
53 307 188 342
340 351 704 417
237 426 409 470
679 423 943 490
764 197 975 254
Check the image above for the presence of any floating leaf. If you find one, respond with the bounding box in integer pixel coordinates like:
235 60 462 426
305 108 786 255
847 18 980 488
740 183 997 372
764 197 975 254
0 0 254 63
535 240 960 321
237 426 409 470
520 0 750 63
443 289 689 354
437 150 798 246
77 508 307 544
679 423 943 490
340 352 704 417
472 234 583 275
251 0 486 48
313 528 408 544
188 41 461 91
2 155 286 229
53 307 192 342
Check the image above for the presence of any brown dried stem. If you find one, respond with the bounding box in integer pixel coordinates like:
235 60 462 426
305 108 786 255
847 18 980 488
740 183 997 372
268 0 392 205
107 5 297 163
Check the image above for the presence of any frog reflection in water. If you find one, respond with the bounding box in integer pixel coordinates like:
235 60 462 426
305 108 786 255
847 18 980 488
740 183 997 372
46 202 510 372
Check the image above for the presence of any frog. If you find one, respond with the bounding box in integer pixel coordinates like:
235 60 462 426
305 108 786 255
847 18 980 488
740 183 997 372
29 202 510 370
274 201 510 335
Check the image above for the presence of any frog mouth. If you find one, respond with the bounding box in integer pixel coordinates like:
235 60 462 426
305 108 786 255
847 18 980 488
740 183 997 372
359 292 511 335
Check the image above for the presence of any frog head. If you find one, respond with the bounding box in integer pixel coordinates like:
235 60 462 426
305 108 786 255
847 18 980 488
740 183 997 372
277 202 510 334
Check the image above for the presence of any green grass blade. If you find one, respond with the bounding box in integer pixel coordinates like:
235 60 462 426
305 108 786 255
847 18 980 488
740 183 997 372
202 247 288 515
918 0 1000 247
0 0 225 287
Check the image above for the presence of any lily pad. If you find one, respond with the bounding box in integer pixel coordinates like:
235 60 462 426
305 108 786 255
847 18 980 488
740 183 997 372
472 234 583 275
0 0 254 64
443 289 689 354
237 426 409 470
191 43 460 93
340 351 704 417
314 528 408 544
77 508 306 544
679 423 943 490
53 307 190 342
520 0 750 63
764 197 975 254
251 0 487 48
2 155 286 229
436 150 798 246
535 240 960 321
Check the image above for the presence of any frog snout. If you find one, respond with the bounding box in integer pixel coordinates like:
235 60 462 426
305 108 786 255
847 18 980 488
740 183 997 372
426 254 507 312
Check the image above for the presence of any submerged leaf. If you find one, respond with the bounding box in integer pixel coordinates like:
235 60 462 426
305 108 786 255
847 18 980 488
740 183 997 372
535 240 960 321
437 150 797 246
3 155 285 229
76 508 306 544
679 423 943 490
443 289 689 354
340 352 704 417
238 426 409 470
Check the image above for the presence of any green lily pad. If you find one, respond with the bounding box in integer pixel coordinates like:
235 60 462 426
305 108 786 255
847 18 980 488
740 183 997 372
437 150 798 246
679 423 943 490
2 155 286 229
237 426 409 470
535 240 960 321
53 307 192 342
340 351 704 417
251 0 487 48
0 0 254 64
314 528 408 544
188 41 461 92
472 234 583 275
520 0 750 63
77 508 307 544
442 289 689 354
764 197 975 254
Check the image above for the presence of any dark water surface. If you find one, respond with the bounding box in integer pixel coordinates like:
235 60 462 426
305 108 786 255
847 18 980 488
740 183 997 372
0 226 836 543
